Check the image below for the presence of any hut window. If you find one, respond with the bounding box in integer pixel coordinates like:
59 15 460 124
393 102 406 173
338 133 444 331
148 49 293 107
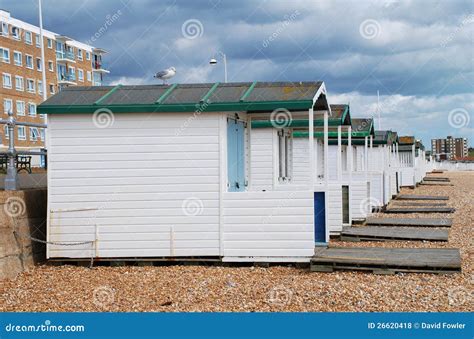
278 129 292 182
342 185 350 224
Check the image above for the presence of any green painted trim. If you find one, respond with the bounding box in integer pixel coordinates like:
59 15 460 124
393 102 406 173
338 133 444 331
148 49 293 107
239 81 257 101
155 83 178 104
251 119 343 128
93 84 122 105
38 100 314 115
293 130 371 138
328 139 386 146
340 105 349 124
200 82 220 102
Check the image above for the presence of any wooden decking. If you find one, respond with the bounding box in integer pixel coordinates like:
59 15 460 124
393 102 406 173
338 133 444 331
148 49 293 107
391 202 447 207
384 207 455 213
423 177 450 182
311 247 461 274
340 226 449 242
396 194 449 200
419 182 454 186
364 217 452 227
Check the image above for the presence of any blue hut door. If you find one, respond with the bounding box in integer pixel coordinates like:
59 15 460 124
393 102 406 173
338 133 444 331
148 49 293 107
227 119 245 192
314 192 326 243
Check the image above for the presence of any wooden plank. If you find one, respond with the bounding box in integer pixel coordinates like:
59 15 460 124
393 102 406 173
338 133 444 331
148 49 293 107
396 195 449 200
341 226 449 241
419 182 453 186
391 202 447 207
423 177 450 182
365 217 452 227
311 247 461 274
384 207 455 213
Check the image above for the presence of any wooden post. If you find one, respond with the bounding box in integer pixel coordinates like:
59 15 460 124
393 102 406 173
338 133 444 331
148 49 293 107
324 111 329 186
337 125 342 183
309 108 314 188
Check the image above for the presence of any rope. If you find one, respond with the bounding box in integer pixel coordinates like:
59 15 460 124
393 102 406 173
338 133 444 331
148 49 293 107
12 231 95 268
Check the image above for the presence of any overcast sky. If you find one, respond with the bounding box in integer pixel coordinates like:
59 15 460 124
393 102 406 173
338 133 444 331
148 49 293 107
2 0 472 145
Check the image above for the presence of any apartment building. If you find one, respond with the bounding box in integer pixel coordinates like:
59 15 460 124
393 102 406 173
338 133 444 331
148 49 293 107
0 9 109 151
431 136 468 160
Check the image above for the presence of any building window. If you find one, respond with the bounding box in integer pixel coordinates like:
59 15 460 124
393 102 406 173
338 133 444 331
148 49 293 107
38 80 43 94
3 98 13 115
13 51 22 66
277 129 292 182
1 47 10 63
35 35 41 47
86 51 91 60
4 125 9 139
48 60 54 71
40 128 46 141
15 76 24 91
25 55 33 69
36 57 42 71
30 127 40 141
342 185 350 224
78 69 84 82
0 22 8 36
28 103 37 116
47 38 52 49
49 84 55 95
17 126 26 140
25 31 32 44
27 79 35 93
78 49 83 60
16 101 25 116
86 71 92 82
2 73 12 89
11 26 20 40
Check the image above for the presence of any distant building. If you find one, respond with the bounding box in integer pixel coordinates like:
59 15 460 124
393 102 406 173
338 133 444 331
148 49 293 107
0 9 109 151
431 136 468 160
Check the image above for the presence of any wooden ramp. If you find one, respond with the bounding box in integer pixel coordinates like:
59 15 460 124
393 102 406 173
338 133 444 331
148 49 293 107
385 207 455 213
365 217 452 227
340 226 449 242
391 202 447 207
396 194 449 200
311 247 461 274
424 177 450 182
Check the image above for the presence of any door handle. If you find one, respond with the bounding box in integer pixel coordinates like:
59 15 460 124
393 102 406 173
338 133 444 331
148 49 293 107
235 182 240 189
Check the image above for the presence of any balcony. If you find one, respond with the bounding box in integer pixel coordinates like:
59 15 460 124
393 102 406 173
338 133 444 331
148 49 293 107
92 61 110 74
57 73 76 85
56 51 75 63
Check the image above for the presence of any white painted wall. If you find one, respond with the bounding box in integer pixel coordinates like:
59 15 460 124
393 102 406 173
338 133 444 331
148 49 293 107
47 113 222 258
249 129 274 190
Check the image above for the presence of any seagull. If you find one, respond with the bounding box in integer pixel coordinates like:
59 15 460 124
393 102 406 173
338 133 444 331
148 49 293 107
154 67 176 84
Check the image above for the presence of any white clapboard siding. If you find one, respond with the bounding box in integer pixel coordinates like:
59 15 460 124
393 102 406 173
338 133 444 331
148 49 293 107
222 191 314 259
47 113 221 258
292 138 310 185
400 167 415 186
249 129 274 190
368 172 384 206
326 184 343 233
327 145 339 181
350 181 368 220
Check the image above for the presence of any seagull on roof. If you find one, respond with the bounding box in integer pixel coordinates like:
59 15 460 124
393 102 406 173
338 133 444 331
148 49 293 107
154 67 176 84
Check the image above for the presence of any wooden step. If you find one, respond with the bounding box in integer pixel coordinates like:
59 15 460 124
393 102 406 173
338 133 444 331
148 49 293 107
365 217 452 227
311 247 461 274
385 207 455 213
396 195 449 200
423 177 450 182
391 202 447 207
340 226 448 242
419 182 453 186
